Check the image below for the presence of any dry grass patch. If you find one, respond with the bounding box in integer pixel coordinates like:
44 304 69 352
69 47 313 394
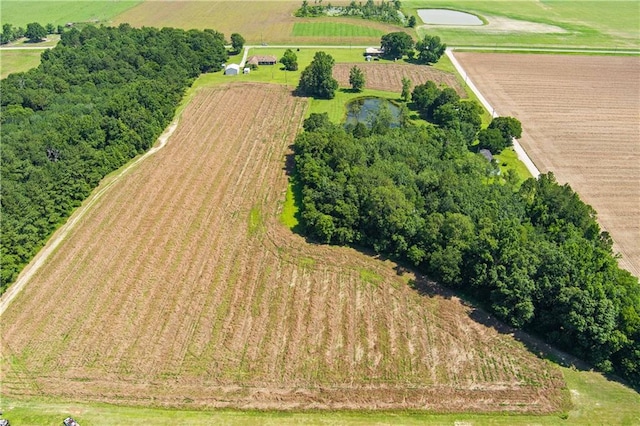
453 53 640 277
2 83 565 412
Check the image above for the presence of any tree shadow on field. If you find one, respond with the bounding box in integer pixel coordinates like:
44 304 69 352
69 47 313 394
399 258 638 391
468 305 639 391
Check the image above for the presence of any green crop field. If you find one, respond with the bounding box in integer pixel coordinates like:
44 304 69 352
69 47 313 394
0 1 142 27
404 0 640 49
292 22 384 38
0 50 42 78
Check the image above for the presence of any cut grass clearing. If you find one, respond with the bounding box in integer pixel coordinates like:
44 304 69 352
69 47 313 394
0 50 42 78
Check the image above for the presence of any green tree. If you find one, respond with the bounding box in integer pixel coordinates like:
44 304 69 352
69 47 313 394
416 34 446 64
230 33 245 53
349 65 365 92
45 23 55 34
380 32 414 59
408 16 417 28
280 48 298 71
303 112 331 132
477 127 507 153
489 116 522 143
411 81 439 114
297 51 338 99
25 22 47 43
401 77 412 102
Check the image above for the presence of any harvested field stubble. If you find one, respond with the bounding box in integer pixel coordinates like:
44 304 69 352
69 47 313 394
453 53 640 277
1 83 565 412
333 62 466 95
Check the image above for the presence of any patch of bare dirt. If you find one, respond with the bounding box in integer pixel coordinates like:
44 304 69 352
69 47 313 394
333 62 466 96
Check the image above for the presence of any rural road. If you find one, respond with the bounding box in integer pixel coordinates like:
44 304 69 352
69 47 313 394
445 48 541 177
0 120 179 316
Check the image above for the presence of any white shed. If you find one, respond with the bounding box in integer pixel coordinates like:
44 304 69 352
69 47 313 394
224 64 240 75
243 67 251 74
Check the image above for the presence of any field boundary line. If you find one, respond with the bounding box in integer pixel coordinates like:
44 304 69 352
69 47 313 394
0 120 179 316
446 48 541 178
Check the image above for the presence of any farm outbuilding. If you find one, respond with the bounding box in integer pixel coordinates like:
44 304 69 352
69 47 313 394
246 55 278 66
364 47 384 57
479 148 493 162
224 64 240 75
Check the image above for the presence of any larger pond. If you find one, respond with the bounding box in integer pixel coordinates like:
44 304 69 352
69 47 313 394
417 9 483 26
345 98 401 128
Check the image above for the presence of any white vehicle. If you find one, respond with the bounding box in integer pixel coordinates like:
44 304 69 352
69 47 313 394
63 417 79 426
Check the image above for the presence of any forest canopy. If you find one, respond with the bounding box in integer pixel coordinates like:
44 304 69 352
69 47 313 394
294 112 640 387
1 24 228 292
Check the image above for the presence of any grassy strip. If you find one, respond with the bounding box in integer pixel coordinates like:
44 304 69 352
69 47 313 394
292 22 384 38
280 183 300 230
1 365 638 424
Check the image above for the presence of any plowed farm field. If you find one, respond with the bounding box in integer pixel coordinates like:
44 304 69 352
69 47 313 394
1 83 565 412
453 53 640 277
333 62 465 95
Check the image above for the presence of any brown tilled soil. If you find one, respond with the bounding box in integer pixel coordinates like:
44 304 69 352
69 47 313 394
453 53 640 277
333 62 466 95
1 83 566 412
112 1 402 45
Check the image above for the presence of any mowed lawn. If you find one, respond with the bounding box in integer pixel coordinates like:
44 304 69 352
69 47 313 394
405 0 640 49
0 50 42 78
0 1 142 27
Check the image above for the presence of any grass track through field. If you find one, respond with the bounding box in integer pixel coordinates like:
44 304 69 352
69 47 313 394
1 82 565 412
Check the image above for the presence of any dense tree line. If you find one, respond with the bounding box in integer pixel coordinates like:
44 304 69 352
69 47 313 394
296 0 404 24
379 32 446 64
294 111 640 386
1 24 228 291
2 22 63 44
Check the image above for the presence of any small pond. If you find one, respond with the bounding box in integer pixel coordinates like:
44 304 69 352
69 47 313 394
345 98 401 128
417 9 483 26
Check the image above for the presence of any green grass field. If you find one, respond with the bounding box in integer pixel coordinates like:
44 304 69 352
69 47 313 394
2 365 637 425
405 0 640 49
0 1 141 27
0 50 42 78
292 22 384 38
